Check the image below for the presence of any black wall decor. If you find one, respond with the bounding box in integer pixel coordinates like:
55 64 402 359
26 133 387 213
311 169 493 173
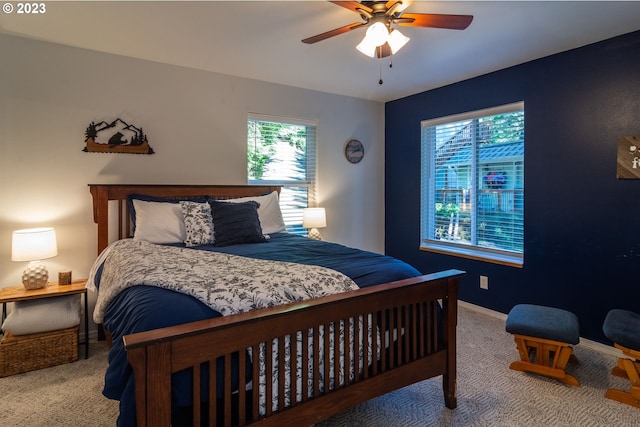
84 117 154 154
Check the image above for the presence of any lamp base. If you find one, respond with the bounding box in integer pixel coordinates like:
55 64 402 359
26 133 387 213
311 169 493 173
308 228 322 241
22 261 49 290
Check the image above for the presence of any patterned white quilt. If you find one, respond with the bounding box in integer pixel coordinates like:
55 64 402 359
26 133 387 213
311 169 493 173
94 239 358 323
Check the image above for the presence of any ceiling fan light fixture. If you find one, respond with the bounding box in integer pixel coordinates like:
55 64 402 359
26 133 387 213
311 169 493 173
302 2 474 61
356 36 378 57
387 28 410 54
356 21 410 58
356 21 391 57
365 21 389 46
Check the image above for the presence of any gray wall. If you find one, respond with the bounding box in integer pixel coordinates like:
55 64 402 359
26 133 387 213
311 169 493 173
0 34 385 335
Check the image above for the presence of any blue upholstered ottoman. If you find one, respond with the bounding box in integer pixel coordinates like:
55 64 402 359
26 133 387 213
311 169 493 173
505 304 580 386
602 309 640 408
603 309 640 351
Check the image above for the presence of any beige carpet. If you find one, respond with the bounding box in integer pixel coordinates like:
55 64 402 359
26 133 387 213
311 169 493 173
1 340 118 426
1 305 638 426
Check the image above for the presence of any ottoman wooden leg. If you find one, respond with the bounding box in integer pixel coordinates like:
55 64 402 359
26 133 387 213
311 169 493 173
606 344 640 408
509 334 580 387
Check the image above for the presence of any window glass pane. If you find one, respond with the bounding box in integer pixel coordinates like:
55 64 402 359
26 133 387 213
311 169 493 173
421 103 524 263
248 114 317 236
279 186 308 234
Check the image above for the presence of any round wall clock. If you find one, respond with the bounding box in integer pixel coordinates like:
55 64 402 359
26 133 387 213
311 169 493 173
345 139 364 164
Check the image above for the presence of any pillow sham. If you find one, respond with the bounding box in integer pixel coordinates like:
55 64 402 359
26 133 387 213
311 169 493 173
132 199 186 244
180 201 215 247
226 191 286 234
2 295 81 335
209 200 268 247
128 194 208 234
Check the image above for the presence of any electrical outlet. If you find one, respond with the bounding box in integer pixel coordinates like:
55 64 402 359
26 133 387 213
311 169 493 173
480 275 489 290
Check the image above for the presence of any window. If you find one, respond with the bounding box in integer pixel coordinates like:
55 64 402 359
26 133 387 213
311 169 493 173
420 102 524 267
248 113 317 235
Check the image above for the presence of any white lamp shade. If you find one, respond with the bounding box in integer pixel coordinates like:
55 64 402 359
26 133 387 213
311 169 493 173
356 37 378 58
357 22 389 57
387 29 410 54
365 22 389 47
11 227 58 262
302 208 327 229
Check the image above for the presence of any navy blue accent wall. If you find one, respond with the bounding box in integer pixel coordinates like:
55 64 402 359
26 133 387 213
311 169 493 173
385 30 640 344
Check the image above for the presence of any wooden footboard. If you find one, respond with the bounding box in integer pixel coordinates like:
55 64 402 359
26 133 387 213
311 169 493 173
123 269 462 427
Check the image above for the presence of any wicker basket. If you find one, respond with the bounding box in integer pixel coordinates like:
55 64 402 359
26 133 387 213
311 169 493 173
0 325 79 377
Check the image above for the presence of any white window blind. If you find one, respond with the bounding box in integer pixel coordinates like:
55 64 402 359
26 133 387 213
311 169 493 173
420 102 525 266
248 113 317 235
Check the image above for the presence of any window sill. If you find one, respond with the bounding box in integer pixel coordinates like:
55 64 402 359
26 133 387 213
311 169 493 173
420 241 523 268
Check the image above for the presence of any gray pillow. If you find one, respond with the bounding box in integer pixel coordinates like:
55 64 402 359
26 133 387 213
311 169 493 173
2 295 80 335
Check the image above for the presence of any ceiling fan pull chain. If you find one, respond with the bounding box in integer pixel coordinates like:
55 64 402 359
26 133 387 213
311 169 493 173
379 60 383 85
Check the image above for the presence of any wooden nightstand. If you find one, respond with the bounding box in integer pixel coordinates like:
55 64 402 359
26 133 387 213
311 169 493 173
0 279 89 359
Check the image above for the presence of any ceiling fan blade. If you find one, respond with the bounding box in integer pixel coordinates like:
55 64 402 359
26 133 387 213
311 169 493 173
397 13 473 30
330 1 373 15
386 0 413 15
302 22 367 44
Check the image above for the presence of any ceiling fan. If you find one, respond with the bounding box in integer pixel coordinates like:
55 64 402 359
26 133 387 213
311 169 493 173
302 1 473 58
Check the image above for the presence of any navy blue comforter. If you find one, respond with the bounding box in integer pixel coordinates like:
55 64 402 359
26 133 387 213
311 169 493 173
99 233 421 426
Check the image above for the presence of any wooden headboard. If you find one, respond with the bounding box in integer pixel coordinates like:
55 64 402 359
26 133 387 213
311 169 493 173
88 184 281 255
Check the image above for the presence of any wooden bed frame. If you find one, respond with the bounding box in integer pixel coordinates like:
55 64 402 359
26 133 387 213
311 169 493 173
89 184 463 427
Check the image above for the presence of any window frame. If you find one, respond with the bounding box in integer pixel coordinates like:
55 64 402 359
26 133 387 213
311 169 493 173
247 113 318 235
420 102 525 268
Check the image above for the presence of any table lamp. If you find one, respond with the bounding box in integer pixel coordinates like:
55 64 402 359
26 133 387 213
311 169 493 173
11 227 58 289
303 208 326 240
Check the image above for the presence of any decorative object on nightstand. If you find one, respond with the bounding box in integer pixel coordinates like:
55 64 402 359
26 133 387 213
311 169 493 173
58 271 72 285
303 207 326 240
11 228 58 290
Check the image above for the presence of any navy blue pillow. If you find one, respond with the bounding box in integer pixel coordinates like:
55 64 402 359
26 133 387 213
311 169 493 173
209 200 267 247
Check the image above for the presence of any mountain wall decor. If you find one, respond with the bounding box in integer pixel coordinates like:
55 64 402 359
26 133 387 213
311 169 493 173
84 118 154 154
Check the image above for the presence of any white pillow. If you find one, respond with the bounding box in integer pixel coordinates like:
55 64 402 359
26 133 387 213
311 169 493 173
132 199 186 244
227 191 286 234
2 295 81 335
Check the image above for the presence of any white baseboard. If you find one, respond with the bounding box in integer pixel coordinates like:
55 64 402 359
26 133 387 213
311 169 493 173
458 300 621 358
459 300 507 321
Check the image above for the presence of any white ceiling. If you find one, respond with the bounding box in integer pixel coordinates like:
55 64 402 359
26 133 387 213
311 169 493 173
2 1 640 102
